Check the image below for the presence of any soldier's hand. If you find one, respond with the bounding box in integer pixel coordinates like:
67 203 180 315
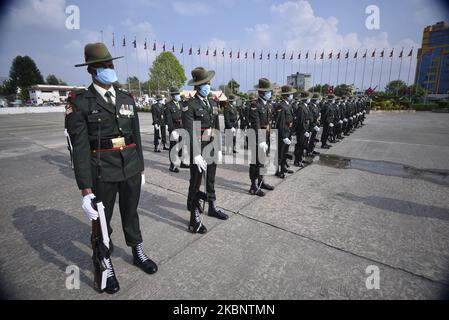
81 193 98 220
283 138 292 145
329 123 334 128
141 172 146 186
259 142 268 153
304 132 310 138
170 130 179 141
314 125 321 132
194 155 207 173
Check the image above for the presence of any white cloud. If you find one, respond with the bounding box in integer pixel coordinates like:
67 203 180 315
172 1 213 16
122 19 154 36
9 0 67 30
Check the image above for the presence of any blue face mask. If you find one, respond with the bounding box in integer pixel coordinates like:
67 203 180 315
263 91 272 101
198 84 211 97
95 68 118 85
287 94 293 101
173 94 181 102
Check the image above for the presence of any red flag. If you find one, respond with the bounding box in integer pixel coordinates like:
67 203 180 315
327 86 334 94
328 51 333 59
197 47 201 55
144 39 147 50
399 49 404 58
408 48 413 57
389 49 394 58
189 46 192 55
153 41 156 51
132 38 136 48
365 87 376 95
354 50 358 59
371 49 376 58
320 52 324 59
163 42 166 52
122 35 126 47
180 44 184 54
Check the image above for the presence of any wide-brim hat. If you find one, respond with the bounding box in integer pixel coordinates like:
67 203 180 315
311 93 322 100
254 78 273 91
326 94 336 100
169 87 181 94
280 85 297 95
156 94 164 100
75 42 123 67
187 67 215 86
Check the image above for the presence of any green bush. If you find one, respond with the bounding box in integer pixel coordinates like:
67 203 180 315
411 103 438 111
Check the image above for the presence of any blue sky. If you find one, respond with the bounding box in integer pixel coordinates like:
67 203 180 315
0 0 448 91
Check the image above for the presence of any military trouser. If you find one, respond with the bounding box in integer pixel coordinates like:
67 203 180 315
187 141 217 211
160 122 167 145
266 131 271 155
321 124 330 145
307 130 318 154
93 172 143 247
249 134 264 184
154 125 160 147
294 131 306 163
277 136 289 172
169 129 183 167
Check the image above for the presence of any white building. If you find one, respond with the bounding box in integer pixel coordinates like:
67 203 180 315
29 84 86 105
287 73 312 91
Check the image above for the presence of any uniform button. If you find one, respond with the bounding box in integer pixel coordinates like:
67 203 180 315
116 115 119 118
98 119 102 122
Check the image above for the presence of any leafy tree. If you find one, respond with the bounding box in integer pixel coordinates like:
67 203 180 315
334 84 353 97
385 80 407 96
148 52 186 92
9 55 44 99
0 79 16 96
227 79 240 94
46 74 67 86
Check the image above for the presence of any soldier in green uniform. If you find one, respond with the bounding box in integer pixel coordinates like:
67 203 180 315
293 91 311 167
248 78 275 196
182 67 229 234
66 43 157 294
164 87 186 172
273 85 295 178
224 94 239 154
320 94 335 149
306 93 321 157
151 94 166 152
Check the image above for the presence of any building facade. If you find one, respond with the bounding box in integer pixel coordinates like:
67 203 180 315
29 85 86 105
415 21 449 94
287 73 312 91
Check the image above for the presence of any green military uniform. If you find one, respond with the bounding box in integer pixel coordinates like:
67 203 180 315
224 94 239 153
164 88 184 171
151 95 166 151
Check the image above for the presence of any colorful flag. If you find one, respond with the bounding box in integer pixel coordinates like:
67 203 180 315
371 49 376 58
320 52 324 59
363 50 367 58
354 50 358 59
112 33 115 47
327 86 334 94
163 43 166 52
389 49 394 58
122 35 126 47
399 49 404 58
180 44 184 54
380 49 384 58
132 38 136 48
408 48 413 57
337 51 341 59
144 39 147 50
153 41 156 51
189 46 192 55
328 51 333 59
345 51 349 59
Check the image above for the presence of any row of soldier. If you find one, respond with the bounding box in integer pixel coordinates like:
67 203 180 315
66 43 369 294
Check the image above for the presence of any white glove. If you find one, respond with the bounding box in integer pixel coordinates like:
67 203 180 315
304 132 310 138
170 130 179 141
314 125 320 132
363 110 366 114
166 125 169 131
194 154 207 173
81 193 98 221
231 127 236 134
344 118 348 122
141 173 145 186
155 124 160 131
259 142 268 153
329 123 334 128
339 120 343 124
283 138 292 145
217 151 223 163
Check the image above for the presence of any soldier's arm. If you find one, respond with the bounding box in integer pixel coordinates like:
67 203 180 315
181 102 201 158
248 102 260 132
151 105 159 125
165 104 174 132
132 104 145 170
65 100 93 191
224 107 231 129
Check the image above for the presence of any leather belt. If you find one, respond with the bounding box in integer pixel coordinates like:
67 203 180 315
92 143 136 153
90 136 133 150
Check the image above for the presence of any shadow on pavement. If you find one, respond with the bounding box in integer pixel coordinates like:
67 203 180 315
336 192 449 221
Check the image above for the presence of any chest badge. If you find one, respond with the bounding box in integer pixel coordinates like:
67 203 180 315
119 104 134 117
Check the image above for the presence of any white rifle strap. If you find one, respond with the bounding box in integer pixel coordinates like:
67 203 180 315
97 202 109 290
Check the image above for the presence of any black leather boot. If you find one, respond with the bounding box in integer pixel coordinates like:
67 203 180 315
93 257 120 294
208 201 229 220
132 243 158 274
189 207 207 234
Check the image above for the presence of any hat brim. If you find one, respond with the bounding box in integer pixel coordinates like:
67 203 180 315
170 91 180 94
254 84 274 91
281 89 297 95
75 55 124 67
187 70 215 86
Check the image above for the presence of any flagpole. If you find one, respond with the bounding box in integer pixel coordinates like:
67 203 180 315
261 51 263 78
123 36 131 92
112 33 119 79
353 52 358 88
135 41 142 97
336 54 341 85
407 48 414 86
328 52 333 85
344 52 349 85
388 49 394 85
378 50 384 90
245 52 248 91
276 52 278 84
320 54 324 94
145 39 149 96
369 51 376 89
305 52 308 74
398 47 404 82
361 51 367 92
312 52 317 90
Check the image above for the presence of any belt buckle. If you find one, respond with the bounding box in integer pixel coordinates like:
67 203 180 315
111 137 126 148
